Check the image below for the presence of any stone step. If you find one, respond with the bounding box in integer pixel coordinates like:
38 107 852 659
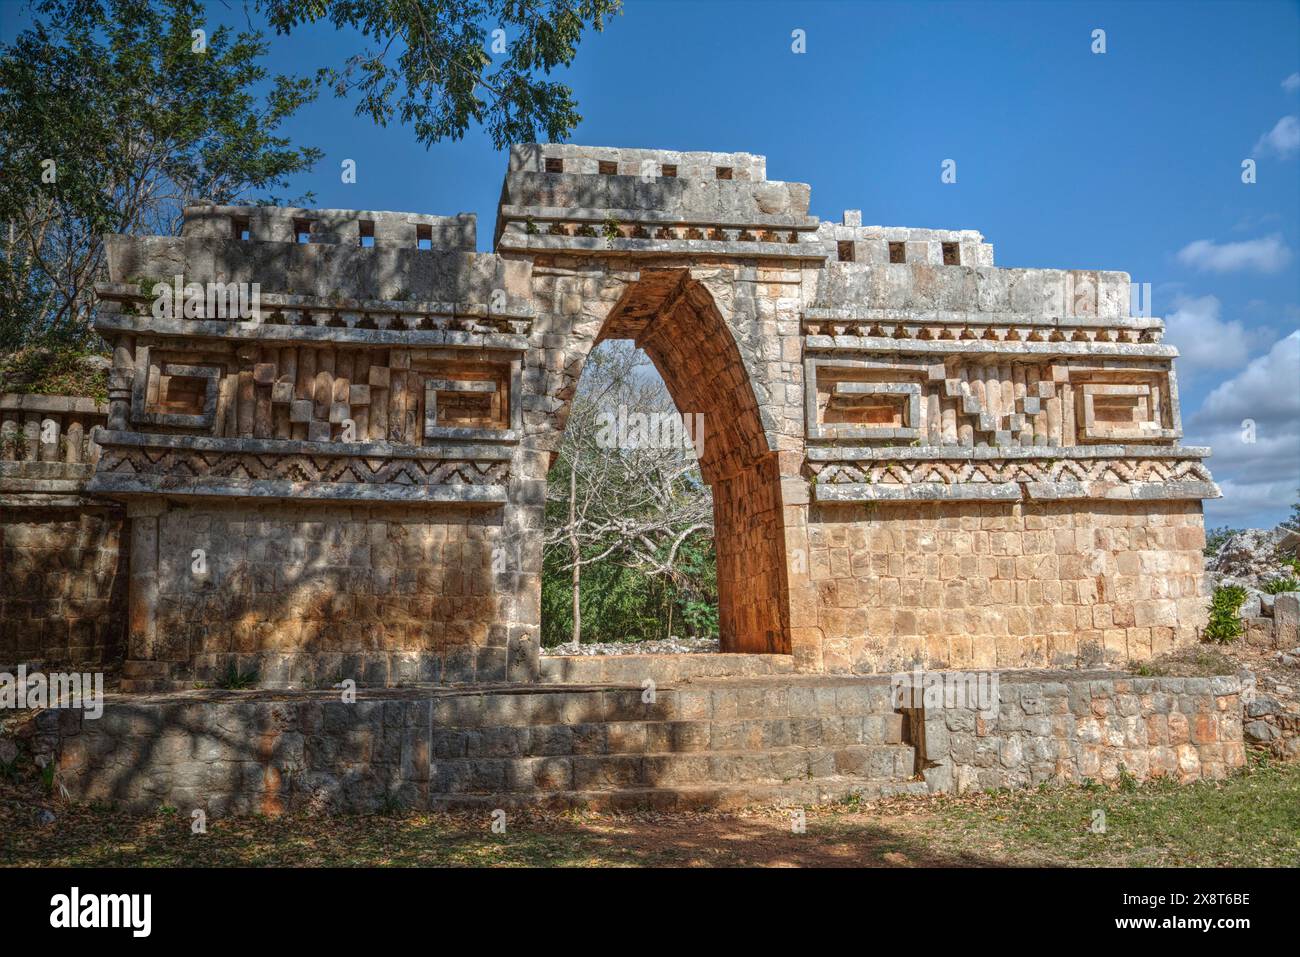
434 714 906 759
427 776 931 812
432 744 917 794
122 660 172 678
430 678 897 728
119 678 185 693
538 653 795 685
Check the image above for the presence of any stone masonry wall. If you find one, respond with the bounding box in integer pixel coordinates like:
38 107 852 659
132 501 522 687
908 671 1247 792
31 670 1244 814
714 456 790 653
0 506 127 669
807 499 1207 673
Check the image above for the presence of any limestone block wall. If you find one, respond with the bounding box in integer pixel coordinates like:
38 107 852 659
713 457 790 654
0 506 127 668
180 205 476 250
101 234 530 307
508 143 768 181
806 500 1208 673
818 210 996 267
0 391 125 670
907 672 1247 792
91 202 541 690
127 501 519 687
54 144 1221 688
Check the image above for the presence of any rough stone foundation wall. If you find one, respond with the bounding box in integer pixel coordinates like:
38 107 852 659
808 500 1207 673
134 501 517 686
31 671 1244 814
909 672 1246 792
0 506 127 668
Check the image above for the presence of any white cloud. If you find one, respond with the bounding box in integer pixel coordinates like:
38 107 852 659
1187 332 1300 528
1284 72 1300 93
1163 295 1265 375
1254 114 1300 158
1175 234 1292 274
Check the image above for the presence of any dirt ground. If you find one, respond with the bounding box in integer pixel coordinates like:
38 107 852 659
3 753 1297 868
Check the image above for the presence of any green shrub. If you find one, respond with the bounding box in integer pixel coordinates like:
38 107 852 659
0 347 108 400
1204 585 1248 644
1261 576 1300 595
1203 526 1240 556
215 663 259 690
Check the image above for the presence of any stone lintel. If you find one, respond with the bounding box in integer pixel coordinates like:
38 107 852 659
91 313 530 352
496 234 828 261
814 478 1221 504
0 394 109 415
805 444 1212 463
91 428 516 461
94 284 536 324
0 492 109 508
1024 480 1222 501
803 336 1178 359
0 460 97 479
804 306 1164 332
497 204 819 231
814 481 1023 503
85 473 509 505
0 476 93 496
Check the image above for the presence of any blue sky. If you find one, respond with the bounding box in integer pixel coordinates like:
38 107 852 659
4 0 1298 527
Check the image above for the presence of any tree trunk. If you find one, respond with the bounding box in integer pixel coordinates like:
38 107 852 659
569 465 581 645
666 584 674 641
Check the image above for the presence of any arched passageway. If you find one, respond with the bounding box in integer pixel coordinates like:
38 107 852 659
588 270 791 654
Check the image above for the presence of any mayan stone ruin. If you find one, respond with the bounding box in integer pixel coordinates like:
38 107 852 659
65 142 1221 684
2 144 1244 809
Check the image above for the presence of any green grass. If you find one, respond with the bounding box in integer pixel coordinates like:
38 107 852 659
4 756 1297 868
916 756 1300 867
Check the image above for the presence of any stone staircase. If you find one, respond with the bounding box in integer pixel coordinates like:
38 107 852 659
47 667 930 814
43 664 1246 815
425 674 926 810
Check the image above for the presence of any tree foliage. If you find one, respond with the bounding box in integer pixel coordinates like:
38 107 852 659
1283 488 1300 532
258 0 621 149
541 341 717 646
0 0 321 350
1 0 618 353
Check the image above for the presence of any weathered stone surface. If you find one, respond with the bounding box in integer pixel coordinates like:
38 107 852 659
0 504 127 669
31 670 1242 813
3 142 1220 687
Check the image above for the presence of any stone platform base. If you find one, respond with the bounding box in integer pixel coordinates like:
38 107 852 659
120 651 796 693
29 669 1246 815
536 652 794 684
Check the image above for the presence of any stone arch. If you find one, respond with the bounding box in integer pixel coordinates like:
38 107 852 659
562 268 792 655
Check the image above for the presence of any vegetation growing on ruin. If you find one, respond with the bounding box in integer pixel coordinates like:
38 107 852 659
0 347 109 401
1204 585 1248 644
1261 576 1300 595
1203 525 1240 556
542 341 718 645
1 0 617 352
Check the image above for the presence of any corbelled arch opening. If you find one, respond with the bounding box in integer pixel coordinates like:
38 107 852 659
590 270 791 654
